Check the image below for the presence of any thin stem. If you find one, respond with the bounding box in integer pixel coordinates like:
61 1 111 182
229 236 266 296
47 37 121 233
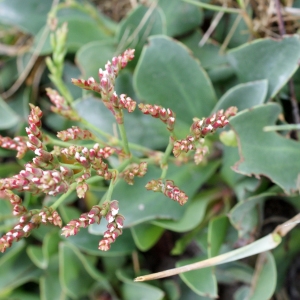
288 80 300 140
49 75 74 105
51 183 76 210
118 122 131 156
183 0 241 14
80 115 155 154
274 0 286 36
99 158 131 205
199 10 224 47
263 124 300 131
105 180 115 202
274 0 300 135
46 135 76 148
160 136 174 179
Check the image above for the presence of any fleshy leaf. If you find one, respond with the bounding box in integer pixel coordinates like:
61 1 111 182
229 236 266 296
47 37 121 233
177 256 218 298
157 0 203 36
117 269 165 300
76 41 116 79
212 80 268 113
134 35 217 124
59 242 113 298
208 216 229 258
0 96 20 130
0 0 51 35
229 192 275 236
230 103 300 194
246 252 277 300
152 183 220 232
0 242 42 295
228 36 300 98
131 223 164 251
65 228 135 257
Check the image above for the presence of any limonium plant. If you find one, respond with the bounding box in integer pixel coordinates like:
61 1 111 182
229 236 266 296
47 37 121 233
0 25 237 254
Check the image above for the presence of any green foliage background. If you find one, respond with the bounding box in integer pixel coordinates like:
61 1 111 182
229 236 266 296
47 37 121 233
1 0 300 299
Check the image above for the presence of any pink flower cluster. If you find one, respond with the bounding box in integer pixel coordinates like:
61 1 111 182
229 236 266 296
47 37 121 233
61 144 114 180
0 164 72 196
138 104 176 131
71 49 136 123
0 135 28 159
57 126 95 142
62 200 124 251
4 190 27 216
0 206 61 253
145 179 188 205
173 107 237 158
47 88 80 121
26 104 44 151
0 105 74 196
120 162 148 185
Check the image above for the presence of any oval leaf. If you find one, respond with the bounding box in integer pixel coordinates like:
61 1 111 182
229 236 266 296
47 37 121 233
131 223 164 251
0 96 20 130
247 252 277 300
157 0 203 36
212 80 268 113
134 36 217 124
76 41 116 79
177 256 218 298
228 36 300 98
230 103 300 194
0 0 51 35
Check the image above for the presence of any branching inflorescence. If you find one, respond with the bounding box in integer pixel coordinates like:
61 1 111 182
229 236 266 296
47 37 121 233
0 48 236 253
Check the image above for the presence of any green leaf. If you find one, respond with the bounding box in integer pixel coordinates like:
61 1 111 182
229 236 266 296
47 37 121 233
131 223 164 251
116 5 165 62
65 228 136 257
40 255 68 300
134 35 217 124
117 269 165 300
59 242 97 298
162 280 181 300
76 41 116 79
220 146 244 188
0 0 51 35
0 241 42 296
59 243 110 298
180 30 228 69
216 262 253 285
273 228 300 290
152 183 220 232
228 36 300 98
157 0 203 36
0 58 18 91
247 252 277 300
208 216 229 258
229 193 275 236
177 256 218 298
230 103 300 194
7 291 41 300
0 96 20 129
35 15 112 55
27 245 46 269
212 80 268 112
